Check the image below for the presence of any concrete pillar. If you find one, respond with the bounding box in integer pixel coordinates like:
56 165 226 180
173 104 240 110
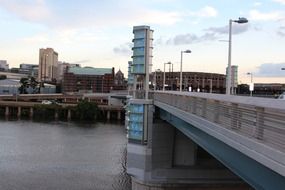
67 109 71 121
107 111 110 120
17 106 21 119
55 110 59 120
173 129 197 166
117 111 121 120
29 107 33 119
5 106 9 117
254 107 264 140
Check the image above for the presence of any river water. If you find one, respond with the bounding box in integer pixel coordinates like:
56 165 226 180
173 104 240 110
0 120 131 190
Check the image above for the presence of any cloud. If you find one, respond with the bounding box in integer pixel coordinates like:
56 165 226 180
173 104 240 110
255 63 285 77
273 0 285 5
249 10 283 21
0 0 182 29
205 24 249 35
166 23 249 45
0 0 51 22
167 32 218 45
277 26 285 36
113 43 132 56
188 6 218 18
253 2 262 7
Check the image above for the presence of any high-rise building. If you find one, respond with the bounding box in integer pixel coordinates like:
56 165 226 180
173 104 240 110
0 60 9 71
38 48 58 83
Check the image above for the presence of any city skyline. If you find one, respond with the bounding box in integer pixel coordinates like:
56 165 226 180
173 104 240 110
0 0 285 83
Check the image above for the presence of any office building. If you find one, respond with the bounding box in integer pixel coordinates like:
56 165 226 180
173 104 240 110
0 60 9 71
19 64 38 77
38 48 58 83
62 66 114 93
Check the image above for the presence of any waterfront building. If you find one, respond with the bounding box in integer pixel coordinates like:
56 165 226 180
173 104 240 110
0 60 9 71
57 61 81 83
19 64 38 77
62 66 114 93
113 69 127 90
38 48 58 83
152 70 226 93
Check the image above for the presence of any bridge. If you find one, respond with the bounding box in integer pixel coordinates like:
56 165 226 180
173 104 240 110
126 91 285 190
0 92 126 120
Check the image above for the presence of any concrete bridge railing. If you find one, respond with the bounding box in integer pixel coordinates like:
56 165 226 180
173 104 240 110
153 91 285 178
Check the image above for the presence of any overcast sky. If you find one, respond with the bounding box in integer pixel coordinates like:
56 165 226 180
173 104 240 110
0 0 285 83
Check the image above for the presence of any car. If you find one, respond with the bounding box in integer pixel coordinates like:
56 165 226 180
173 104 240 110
277 92 285 100
41 100 52 105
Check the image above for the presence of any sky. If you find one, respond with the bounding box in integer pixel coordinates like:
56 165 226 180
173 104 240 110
0 0 285 84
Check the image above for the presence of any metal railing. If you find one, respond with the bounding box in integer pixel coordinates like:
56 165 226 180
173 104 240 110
154 91 285 153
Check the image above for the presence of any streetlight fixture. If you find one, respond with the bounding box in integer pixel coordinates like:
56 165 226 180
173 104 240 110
226 17 248 95
247 72 253 96
180 50 191 92
163 62 171 91
282 68 285 70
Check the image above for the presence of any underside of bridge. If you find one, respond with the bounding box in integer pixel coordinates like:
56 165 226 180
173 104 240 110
127 107 253 190
156 106 285 190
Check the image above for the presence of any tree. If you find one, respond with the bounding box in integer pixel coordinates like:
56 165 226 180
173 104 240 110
18 77 29 94
75 99 99 121
18 77 40 94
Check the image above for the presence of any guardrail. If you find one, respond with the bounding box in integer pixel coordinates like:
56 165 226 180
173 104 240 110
154 91 285 153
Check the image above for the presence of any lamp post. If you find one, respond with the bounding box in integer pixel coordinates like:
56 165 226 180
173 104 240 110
163 62 171 91
180 50 191 92
247 72 253 96
226 17 248 95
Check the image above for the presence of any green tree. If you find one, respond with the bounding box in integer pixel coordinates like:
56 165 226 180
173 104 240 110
18 77 29 94
18 77 41 94
75 99 99 121
29 76 39 94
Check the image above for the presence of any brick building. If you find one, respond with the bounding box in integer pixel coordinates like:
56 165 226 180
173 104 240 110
152 71 226 93
63 67 114 93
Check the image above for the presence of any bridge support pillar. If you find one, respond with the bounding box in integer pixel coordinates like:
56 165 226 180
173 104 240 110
5 106 9 118
117 111 121 120
173 129 197 166
107 111 110 120
67 109 71 121
29 107 33 119
17 106 21 119
55 110 59 120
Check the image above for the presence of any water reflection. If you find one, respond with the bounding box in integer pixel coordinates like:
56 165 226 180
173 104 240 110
0 120 131 190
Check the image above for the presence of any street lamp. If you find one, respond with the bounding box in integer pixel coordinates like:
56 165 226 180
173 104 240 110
163 62 171 91
226 17 248 95
247 72 253 96
282 68 285 70
180 50 191 92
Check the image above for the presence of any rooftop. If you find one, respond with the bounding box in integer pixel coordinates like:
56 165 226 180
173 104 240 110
69 67 113 76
